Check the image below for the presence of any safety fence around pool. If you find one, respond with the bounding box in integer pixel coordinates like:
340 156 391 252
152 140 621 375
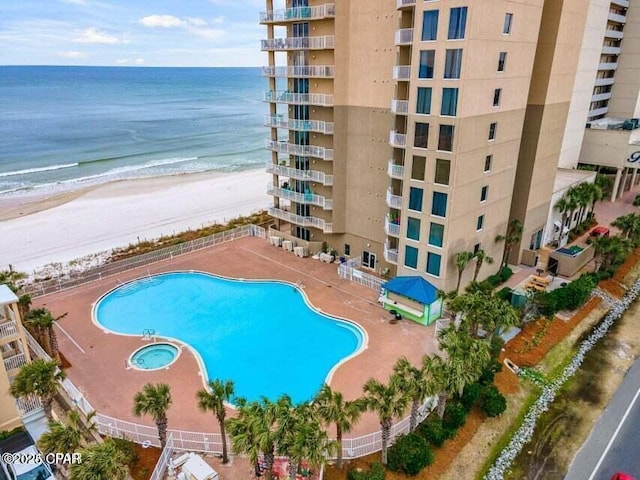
22 223 267 297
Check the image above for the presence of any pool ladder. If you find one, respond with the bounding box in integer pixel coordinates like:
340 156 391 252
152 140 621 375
142 329 157 342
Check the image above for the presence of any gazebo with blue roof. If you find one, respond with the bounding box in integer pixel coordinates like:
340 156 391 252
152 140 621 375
380 276 443 326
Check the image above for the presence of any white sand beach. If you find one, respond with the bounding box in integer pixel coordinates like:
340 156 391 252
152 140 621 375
0 169 271 273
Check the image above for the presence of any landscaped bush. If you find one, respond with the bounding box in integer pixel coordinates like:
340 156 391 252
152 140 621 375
387 434 434 476
110 437 138 465
489 336 506 359
496 286 513 303
459 383 482 412
348 462 385 480
480 385 507 417
442 402 467 431
486 267 514 288
415 416 450 447
478 358 503 386
537 273 597 316
634 194 640 206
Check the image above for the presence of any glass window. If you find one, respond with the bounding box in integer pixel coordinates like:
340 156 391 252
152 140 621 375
416 87 432 115
503 13 513 34
435 159 450 185
438 124 454 151
441 88 458 116
484 155 492 172
477 214 485 231
409 187 424 212
405 245 419 269
344 244 350 255
444 49 463 79
448 7 467 40
481 185 488 202
493 88 502 107
473 243 480 254
414 122 429 148
489 122 497 140
411 156 426 180
419 50 435 78
429 222 444 247
422 10 439 41
498 52 507 72
432 191 448 217
426 252 442 276
407 217 421 241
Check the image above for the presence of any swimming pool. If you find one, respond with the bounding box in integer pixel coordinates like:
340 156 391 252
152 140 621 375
130 343 179 370
94 272 365 403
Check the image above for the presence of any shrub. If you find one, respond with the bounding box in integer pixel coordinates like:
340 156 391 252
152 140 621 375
480 385 507 417
489 336 506 359
634 194 640 207
348 462 385 480
496 287 512 303
459 383 482 412
111 437 138 465
499 266 513 282
478 358 503 386
537 273 596 316
387 434 434 476
442 402 467 431
416 416 450 447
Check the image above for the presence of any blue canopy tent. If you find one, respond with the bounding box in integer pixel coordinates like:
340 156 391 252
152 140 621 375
380 276 443 326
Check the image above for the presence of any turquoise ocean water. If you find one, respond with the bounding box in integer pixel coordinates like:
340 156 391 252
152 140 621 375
0 66 265 199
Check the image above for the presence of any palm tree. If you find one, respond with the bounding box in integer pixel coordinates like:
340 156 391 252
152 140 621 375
25 308 67 363
586 182 603 217
472 250 494 282
314 384 364 469
495 219 523 269
454 251 475 293
554 197 571 241
393 357 435 432
69 439 129 480
196 379 234 464
573 183 592 225
10 358 65 421
595 173 614 201
449 291 520 341
592 235 633 272
612 213 640 242
362 374 409 465
565 187 580 229
133 383 172 449
39 410 85 455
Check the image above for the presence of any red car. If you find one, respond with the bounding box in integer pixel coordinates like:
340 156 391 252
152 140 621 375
587 226 610 243
611 473 635 480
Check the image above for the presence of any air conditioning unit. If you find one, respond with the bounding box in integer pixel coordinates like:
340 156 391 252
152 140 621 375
269 236 283 247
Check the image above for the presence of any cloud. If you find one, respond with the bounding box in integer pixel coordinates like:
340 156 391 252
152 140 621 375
74 27 129 44
116 58 145 65
139 14 225 40
139 15 186 28
57 50 87 58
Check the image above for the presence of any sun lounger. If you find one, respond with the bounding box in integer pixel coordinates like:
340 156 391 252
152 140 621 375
532 275 551 286
524 281 546 292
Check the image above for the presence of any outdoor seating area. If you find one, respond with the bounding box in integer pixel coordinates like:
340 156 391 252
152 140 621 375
171 452 219 480
524 274 552 293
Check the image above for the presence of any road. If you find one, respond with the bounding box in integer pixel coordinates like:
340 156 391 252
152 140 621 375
565 356 640 480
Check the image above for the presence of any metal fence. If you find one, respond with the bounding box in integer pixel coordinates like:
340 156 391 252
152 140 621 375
337 263 385 292
22 224 267 298
149 435 174 480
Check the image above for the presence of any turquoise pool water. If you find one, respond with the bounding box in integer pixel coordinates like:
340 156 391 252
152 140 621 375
130 343 179 370
95 272 364 403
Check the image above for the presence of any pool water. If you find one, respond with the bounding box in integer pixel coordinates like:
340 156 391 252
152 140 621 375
131 344 178 370
95 272 364 403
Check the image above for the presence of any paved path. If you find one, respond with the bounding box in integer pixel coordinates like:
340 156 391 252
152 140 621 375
565 356 640 480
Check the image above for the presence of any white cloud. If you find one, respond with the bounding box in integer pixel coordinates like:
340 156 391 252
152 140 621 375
116 57 145 65
57 50 87 58
140 15 185 28
74 27 129 44
139 14 225 40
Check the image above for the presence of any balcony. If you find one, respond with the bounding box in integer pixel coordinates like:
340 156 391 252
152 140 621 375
594 77 615 87
384 217 401 237
384 243 399 264
266 163 334 186
264 91 334 107
605 29 624 39
396 0 416 9
391 100 409 114
0 319 18 340
602 46 621 55
608 12 627 24
599 62 618 71
588 106 609 118
591 92 612 102
262 65 335 78
265 140 334 160
3 352 27 373
267 183 333 210
395 28 414 45
264 116 334 134
268 207 333 233
393 66 411 80
387 160 405 179
260 4 335 24
389 131 407 148
261 36 335 51
611 0 629 7
386 189 403 209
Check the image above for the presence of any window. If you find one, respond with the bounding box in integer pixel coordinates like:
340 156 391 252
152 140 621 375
426 252 442 276
441 88 459 116
419 50 435 78
498 52 507 72
409 187 424 212
414 122 429 148
405 246 419 269
344 244 350 256
429 222 444 247
448 7 468 39
422 10 439 41
444 49 463 79
416 87 432 115
481 185 488 202
489 122 497 140
438 125 454 151
503 13 513 34
477 214 485 231
411 156 426 180
484 155 492 172
363 251 376 269
407 217 421 241
493 88 502 107
432 191 448 217
434 159 450 185
473 243 480 254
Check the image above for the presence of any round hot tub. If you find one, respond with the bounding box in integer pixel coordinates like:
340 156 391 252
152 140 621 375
129 343 179 370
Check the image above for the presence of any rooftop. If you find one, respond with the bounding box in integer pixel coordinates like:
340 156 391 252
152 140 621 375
0 284 18 305
553 168 596 194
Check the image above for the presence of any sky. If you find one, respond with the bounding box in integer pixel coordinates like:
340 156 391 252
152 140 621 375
0 0 273 67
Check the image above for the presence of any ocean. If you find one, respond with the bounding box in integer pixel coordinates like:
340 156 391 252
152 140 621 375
0 66 266 199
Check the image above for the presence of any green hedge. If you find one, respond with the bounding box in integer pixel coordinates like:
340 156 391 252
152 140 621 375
536 273 597 316
459 383 482 412
486 267 514 288
442 402 467 431
347 462 385 480
480 385 507 417
415 416 450 447
387 433 434 476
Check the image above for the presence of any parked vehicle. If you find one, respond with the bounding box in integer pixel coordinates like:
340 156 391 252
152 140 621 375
611 473 636 480
587 226 610 243
0 430 55 480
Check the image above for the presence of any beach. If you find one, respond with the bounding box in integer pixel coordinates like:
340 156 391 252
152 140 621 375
0 169 271 274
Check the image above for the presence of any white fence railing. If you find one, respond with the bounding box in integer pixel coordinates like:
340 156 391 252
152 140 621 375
3 352 27 372
337 264 385 292
0 319 19 339
150 435 175 480
16 394 42 416
22 224 266 298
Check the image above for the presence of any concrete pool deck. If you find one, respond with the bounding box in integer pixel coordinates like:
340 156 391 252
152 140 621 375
35 236 439 438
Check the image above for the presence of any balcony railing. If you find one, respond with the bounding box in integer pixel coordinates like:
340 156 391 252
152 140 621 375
265 140 334 160
594 77 615 87
386 189 403 209
391 100 409 114
389 131 407 148
591 92 612 102
16 394 42 417
268 207 333 233
598 62 618 70
260 4 335 24
3 352 27 372
264 91 334 107
261 36 335 51
384 217 401 237
264 116 334 134
0 320 18 339
602 45 621 55
608 12 627 23
384 243 399 264
393 66 411 80
605 29 624 39
387 160 405 179
588 106 609 118
267 183 333 210
611 0 629 7
395 28 414 45
262 65 335 78
266 163 334 186
397 0 416 9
